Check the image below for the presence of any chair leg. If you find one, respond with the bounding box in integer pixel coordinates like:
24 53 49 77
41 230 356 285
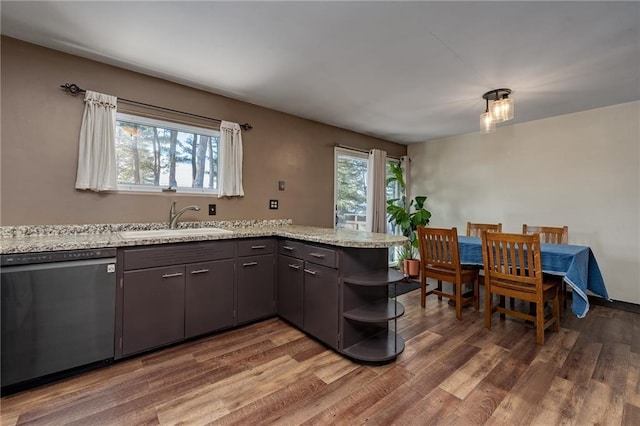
553 290 560 332
420 276 427 308
455 283 462 320
473 275 480 311
559 281 567 318
437 280 443 301
499 295 506 320
485 285 492 329
536 299 545 345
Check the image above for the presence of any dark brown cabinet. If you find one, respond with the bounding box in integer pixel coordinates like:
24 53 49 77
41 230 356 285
122 265 185 356
277 255 304 328
277 240 340 349
185 260 235 339
303 262 339 348
117 241 235 358
116 236 404 363
236 239 275 324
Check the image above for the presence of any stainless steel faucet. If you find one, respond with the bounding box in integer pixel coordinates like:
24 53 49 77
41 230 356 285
169 201 201 229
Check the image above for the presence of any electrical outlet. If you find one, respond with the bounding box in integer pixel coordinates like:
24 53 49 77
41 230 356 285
208 204 216 215
269 200 279 210
278 181 285 191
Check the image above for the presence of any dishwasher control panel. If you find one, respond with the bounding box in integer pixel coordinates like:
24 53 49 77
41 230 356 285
1 248 117 266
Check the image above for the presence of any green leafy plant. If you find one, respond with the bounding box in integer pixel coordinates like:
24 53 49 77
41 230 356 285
386 162 431 258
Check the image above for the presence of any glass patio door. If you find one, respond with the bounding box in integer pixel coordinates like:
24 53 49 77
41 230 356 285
334 148 401 263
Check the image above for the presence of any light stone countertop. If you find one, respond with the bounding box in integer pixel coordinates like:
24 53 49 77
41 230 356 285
0 221 407 254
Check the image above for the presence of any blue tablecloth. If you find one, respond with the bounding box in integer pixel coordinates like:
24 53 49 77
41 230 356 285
457 236 609 318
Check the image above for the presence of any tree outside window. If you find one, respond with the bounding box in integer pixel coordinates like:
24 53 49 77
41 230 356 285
115 114 219 193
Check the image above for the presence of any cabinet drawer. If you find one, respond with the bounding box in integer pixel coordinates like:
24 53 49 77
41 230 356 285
304 245 337 269
123 241 235 270
237 238 274 257
278 239 305 259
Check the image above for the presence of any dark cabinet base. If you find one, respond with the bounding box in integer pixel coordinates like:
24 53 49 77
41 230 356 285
122 266 185 356
185 260 235 339
116 238 404 364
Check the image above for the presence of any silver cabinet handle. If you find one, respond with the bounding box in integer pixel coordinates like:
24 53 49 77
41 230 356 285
251 245 266 249
304 269 317 275
190 269 209 275
162 272 183 278
282 246 294 251
309 252 326 258
288 264 301 270
243 262 258 267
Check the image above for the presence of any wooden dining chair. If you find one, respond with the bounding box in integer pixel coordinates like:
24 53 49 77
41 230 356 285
522 225 568 245
466 222 502 286
522 224 569 312
481 231 560 345
466 222 502 238
417 226 479 320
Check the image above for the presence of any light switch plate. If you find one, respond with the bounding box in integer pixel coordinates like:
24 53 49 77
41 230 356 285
278 181 285 191
269 200 279 209
208 204 216 215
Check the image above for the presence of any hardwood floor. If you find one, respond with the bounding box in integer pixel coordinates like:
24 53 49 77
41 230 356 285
2 288 639 425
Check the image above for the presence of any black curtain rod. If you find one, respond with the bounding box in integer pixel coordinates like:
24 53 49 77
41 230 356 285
60 83 252 131
335 144 401 160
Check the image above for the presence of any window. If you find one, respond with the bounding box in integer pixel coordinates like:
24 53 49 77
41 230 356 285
115 113 220 194
335 149 369 230
334 149 400 230
334 148 401 263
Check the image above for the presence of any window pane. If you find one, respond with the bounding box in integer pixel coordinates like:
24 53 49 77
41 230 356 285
115 115 219 193
335 152 368 230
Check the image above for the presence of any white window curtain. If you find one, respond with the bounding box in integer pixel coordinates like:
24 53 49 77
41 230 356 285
217 120 244 197
365 148 387 233
75 91 118 191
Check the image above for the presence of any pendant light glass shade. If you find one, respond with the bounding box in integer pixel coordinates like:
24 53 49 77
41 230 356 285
480 111 495 134
480 88 514 133
501 97 514 120
489 99 507 123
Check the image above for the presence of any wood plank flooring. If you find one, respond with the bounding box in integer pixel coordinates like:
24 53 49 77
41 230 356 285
2 288 639 425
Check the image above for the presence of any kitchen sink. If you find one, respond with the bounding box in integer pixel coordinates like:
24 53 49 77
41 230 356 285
119 228 234 239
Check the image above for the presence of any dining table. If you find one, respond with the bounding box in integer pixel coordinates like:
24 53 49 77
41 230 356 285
456 235 609 318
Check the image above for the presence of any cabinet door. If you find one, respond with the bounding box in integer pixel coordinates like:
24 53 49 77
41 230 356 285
277 256 304 328
185 259 235 339
303 263 339 348
122 266 185 356
237 254 275 323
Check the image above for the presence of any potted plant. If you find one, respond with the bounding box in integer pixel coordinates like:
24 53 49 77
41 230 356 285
386 162 431 277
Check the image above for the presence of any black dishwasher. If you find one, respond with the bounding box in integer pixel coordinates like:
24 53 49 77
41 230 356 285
1 248 117 392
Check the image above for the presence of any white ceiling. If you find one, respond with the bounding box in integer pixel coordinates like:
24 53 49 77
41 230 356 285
2 1 639 144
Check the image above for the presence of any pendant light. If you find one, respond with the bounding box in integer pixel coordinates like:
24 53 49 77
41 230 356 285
481 88 514 132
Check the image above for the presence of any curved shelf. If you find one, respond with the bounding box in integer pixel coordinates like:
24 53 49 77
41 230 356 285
341 331 405 362
343 300 405 322
343 269 405 286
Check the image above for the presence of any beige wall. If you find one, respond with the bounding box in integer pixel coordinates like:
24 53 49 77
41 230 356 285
0 37 406 227
408 101 640 304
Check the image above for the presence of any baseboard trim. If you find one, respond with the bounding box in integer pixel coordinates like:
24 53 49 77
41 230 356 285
587 294 640 314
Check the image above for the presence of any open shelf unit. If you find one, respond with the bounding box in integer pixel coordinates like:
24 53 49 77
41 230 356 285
341 265 405 362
